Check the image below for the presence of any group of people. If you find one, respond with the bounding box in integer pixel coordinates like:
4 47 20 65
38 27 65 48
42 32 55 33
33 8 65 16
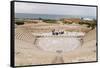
52 29 64 35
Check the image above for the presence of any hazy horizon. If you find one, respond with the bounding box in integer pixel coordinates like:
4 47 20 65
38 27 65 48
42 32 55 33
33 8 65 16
15 12 96 17
15 13 96 20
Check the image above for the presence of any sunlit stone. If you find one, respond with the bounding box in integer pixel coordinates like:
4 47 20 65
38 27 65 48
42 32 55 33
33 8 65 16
32 32 85 52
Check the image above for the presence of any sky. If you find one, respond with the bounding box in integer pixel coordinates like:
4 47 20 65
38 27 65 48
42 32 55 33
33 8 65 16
15 2 96 17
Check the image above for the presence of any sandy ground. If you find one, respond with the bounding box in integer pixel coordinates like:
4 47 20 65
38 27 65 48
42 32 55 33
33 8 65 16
15 24 97 66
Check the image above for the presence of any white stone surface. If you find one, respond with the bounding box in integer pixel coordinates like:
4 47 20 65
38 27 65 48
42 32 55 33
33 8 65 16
37 37 81 52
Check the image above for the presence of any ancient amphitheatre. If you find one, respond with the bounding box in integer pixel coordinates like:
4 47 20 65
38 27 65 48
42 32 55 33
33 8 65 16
15 19 97 66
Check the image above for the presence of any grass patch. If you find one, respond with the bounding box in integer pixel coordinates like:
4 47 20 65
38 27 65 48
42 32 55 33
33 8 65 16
42 19 57 24
15 19 24 25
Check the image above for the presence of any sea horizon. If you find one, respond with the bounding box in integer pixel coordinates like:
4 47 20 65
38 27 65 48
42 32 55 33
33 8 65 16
15 13 96 20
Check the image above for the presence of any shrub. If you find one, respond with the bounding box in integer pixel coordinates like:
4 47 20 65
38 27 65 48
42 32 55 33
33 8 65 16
16 21 24 25
63 21 72 24
42 19 57 23
79 21 96 29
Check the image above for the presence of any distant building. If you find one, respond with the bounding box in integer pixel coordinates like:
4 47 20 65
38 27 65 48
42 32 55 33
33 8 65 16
83 18 93 21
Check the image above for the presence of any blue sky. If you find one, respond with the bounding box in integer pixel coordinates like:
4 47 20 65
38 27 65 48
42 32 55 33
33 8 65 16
15 2 96 17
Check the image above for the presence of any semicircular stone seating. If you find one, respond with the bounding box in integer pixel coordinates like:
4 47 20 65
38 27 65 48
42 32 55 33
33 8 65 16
62 28 96 63
15 39 57 66
15 27 36 43
15 25 96 66
15 26 58 66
